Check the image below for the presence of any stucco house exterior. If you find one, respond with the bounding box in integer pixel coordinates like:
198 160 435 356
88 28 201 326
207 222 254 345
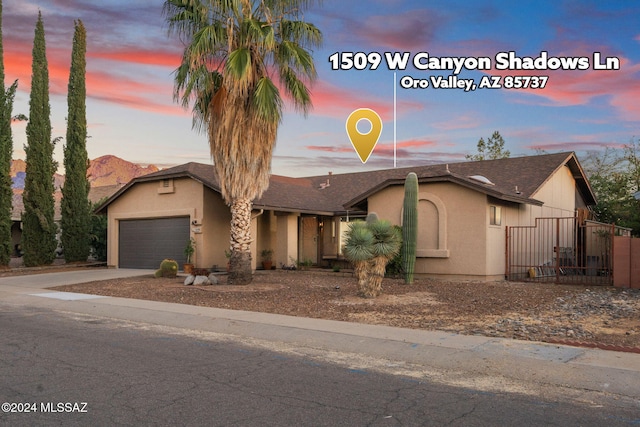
97 152 596 280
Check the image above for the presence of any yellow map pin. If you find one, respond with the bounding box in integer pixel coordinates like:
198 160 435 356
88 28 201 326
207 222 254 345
346 108 383 164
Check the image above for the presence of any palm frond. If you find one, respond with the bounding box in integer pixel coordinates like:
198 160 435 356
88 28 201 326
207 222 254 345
165 0 323 203
253 77 282 122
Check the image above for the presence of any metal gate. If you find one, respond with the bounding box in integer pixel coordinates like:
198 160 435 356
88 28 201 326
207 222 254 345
506 217 617 285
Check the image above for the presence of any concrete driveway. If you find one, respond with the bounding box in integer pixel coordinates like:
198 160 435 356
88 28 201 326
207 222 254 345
0 268 152 293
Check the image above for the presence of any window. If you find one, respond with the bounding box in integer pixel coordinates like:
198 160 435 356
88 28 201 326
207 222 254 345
490 205 502 226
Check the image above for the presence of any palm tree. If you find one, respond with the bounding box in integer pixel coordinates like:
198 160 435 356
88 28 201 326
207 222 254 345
164 0 322 284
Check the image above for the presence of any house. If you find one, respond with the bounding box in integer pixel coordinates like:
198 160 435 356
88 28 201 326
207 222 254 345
96 152 596 280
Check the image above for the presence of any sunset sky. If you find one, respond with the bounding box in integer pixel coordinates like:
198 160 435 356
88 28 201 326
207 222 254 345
3 0 640 177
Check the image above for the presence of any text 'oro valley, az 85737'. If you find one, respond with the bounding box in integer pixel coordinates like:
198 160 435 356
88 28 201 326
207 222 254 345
328 51 621 92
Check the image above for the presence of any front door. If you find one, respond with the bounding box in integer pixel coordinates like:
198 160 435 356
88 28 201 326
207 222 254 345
299 217 318 265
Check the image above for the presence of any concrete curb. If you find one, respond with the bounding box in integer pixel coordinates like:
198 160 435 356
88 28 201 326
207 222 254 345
2 269 640 402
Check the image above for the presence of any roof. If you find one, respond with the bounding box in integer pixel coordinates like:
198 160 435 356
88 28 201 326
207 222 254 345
95 152 596 216
341 151 596 210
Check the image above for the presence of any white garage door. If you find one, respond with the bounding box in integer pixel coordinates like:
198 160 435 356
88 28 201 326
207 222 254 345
118 217 190 269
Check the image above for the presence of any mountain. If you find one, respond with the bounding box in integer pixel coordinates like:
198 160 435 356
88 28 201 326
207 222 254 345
87 155 159 187
10 159 65 190
10 155 159 190
9 155 161 220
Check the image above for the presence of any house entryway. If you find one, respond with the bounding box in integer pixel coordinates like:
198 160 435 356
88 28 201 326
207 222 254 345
506 217 630 285
299 216 319 265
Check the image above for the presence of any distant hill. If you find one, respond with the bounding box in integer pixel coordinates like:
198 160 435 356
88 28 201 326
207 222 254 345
10 155 161 220
11 159 65 190
87 155 159 187
10 155 159 190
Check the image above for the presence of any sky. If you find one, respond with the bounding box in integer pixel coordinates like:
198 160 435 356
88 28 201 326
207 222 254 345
3 0 640 177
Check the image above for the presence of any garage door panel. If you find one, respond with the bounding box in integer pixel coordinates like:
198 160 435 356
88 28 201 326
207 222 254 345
119 217 190 269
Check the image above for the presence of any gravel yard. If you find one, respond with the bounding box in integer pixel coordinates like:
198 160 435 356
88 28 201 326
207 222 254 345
49 269 640 351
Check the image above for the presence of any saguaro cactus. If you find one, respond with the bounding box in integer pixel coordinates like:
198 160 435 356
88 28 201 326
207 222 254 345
401 172 418 283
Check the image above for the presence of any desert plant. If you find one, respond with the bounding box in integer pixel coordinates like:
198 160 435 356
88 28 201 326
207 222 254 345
401 172 418 283
367 220 402 297
184 237 195 264
260 249 273 262
261 248 274 270
343 221 373 291
385 225 404 278
344 218 400 298
154 258 178 278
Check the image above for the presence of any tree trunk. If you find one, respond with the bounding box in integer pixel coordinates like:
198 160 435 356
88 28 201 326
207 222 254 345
360 257 386 298
354 260 369 296
228 197 253 285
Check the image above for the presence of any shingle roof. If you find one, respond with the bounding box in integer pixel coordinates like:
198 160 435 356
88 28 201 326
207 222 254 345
96 152 596 215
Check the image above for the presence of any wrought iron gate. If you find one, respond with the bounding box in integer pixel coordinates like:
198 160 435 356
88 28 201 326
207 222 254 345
506 217 616 285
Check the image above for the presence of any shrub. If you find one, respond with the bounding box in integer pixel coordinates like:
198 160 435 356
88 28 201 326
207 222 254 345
154 259 178 278
343 218 401 298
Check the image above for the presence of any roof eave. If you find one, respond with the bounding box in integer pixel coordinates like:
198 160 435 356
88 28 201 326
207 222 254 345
344 174 543 210
252 203 335 216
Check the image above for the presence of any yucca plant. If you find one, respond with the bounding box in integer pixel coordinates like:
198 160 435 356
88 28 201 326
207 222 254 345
343 218 401 298
343 221 373 293
367 220 401 298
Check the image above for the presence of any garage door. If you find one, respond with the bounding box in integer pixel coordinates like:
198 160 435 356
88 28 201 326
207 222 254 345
118 217 190 269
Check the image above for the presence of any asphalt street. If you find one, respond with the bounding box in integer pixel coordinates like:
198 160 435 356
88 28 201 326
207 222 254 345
1 303 639 426
1 269 640 425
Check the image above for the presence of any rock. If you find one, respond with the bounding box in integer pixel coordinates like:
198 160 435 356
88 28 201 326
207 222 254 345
184 275 195 286
194 275 210 286
208 273 219 285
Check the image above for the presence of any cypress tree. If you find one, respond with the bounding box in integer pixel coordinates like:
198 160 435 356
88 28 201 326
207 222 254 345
61 20 90 262
22 12 57 266
0 0 18 267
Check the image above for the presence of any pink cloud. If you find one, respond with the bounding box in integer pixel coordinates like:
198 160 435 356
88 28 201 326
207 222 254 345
306 145 352 153
86 71 185 116
88 48 182 68
484 53 640 122
306 137 437 155
4 38 185 116
374 139 439 158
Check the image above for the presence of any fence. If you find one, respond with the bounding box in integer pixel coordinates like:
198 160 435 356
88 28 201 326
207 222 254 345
613 236 640 289
506 217 627 285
